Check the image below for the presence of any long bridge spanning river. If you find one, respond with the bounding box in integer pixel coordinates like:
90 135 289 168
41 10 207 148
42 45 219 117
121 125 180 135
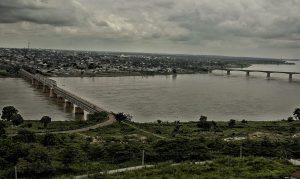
20 69 107 115
210 69 300 79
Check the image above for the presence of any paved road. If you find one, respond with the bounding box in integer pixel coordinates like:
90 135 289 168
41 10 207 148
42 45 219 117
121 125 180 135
75 165 154 179
8 114 116 137
74 161 212 179
51 114 116 134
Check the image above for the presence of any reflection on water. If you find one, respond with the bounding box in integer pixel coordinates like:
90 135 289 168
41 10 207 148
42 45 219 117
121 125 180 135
1 61 300 122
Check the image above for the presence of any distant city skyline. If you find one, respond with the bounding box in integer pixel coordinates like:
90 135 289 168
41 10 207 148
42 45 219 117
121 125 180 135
1 0 300 59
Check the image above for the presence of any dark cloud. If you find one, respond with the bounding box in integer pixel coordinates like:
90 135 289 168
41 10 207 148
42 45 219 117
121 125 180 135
0 0 300 58
0 0 88 26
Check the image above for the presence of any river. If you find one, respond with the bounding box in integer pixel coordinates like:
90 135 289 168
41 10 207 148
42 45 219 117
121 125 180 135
1 61 300 122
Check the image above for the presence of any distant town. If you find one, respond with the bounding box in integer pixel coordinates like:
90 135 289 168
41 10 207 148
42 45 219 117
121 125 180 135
0 47 294 77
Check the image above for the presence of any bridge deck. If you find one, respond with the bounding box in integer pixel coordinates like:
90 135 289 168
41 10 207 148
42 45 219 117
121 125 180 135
214 69 300 74
20 69 106 114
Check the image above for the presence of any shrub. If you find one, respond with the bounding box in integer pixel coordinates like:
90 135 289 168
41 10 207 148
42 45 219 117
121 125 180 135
87 111 108 122
115 112 132 122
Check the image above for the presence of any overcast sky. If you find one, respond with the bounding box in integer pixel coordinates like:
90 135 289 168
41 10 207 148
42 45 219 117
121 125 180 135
1 0 300 58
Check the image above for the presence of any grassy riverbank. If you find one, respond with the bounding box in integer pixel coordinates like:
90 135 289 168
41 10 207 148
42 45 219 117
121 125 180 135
1 118 300 178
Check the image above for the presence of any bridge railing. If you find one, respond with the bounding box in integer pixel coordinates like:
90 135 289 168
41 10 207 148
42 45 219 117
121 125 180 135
20 69 57 87
53 87 105 113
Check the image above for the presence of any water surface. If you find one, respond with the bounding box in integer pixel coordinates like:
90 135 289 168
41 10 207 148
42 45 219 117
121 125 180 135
1 61 299 122
53 61 300 122
0 78 76 121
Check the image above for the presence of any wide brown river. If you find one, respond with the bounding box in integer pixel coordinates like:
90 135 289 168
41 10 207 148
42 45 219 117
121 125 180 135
1 61 300 122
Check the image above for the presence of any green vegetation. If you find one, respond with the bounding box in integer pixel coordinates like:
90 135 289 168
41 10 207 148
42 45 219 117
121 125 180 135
1 106 24 126
98 157 297 179
1 106 19 121
114 112 132 122
87 111 109 122
1 106 300 178
0 65 20 77
295 108 300 120
40 116 52 128
0 69 8 77
1 106 110 135
1 119 300 178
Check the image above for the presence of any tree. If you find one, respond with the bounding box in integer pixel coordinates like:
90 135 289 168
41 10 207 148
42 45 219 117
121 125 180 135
287 117 294 122
228 119 236 128
0 122 5 137
241 119 248 124
13 129 36 143
0 120 5 128
11 114 24 126
40 116 51 128
1 106 18 121
115 112 132 122
172 68 177 74
197 115 211 131
41 133 59 146
60 146 83 168
18 146 54 176
199 115 207 122
294 108 300 120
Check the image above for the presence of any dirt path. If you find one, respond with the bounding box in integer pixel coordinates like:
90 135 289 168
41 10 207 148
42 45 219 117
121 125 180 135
121 121 166 139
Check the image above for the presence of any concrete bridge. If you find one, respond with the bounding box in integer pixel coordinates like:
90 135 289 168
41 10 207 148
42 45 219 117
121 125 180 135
19 69 106 115
209 69 300 79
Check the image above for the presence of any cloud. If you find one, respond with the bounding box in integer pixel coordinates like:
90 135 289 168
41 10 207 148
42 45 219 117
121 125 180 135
0 0 89 26
0 0 300 58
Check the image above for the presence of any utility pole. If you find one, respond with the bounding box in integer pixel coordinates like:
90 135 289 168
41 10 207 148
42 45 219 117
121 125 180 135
142 150 145 166
14 166 17 179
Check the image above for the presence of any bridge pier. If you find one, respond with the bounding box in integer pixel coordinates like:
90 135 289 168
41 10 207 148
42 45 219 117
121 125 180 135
36 81 43 89
289 74 293 80
266 72 271 78
33 80 38 87
75 107 84 115
57 96 65 103
227 70 231 75
43 85 50 93
65 101 74 108
20 69 109 119
50 89 57 98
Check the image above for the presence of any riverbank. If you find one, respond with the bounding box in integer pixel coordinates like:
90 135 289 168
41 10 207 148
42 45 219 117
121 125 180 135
45 71 203 78
5 118 300 137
